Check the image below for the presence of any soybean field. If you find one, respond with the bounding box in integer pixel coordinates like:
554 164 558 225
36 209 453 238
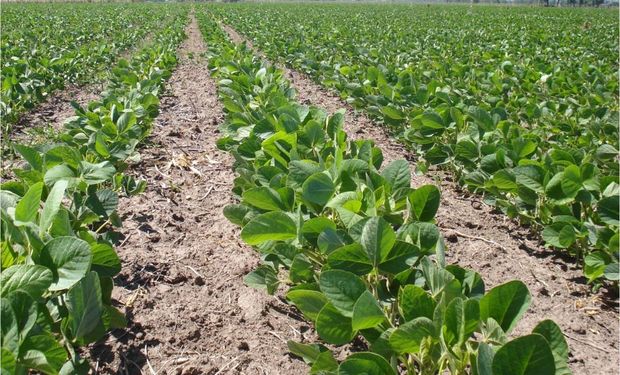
1 3 618 375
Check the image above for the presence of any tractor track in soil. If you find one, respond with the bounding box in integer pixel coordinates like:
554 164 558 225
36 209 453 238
87 16 310 375
222 24 618 374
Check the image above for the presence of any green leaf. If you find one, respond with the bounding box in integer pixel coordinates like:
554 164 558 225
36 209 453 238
242 187 286 211
14 144 43 171
584 251 611 282
288 160 322 189
94 132 110 158
2 291 38 353
223 204 253 226
492 334 555 375
90 243 121 278
240 212 297 245
532 320 571 375
545 171 573 204
0 265 53 299
378 240 420 275
412 112 446 136
443 297 479 346
542 223 576 249
480 280 531 334
302 172 336 207
490 170 517 192
21 334 67 374
381 160 410 191
352 291 385 330
80 161 116 184
338 352 396 375
290 254 314 283
65 271 103 339
560 165 582 198
1 299 19 353
286 290 328 322
316 303 355 345
381 106 405 120
59 357 90 375
327 244 373 275
514 165 544 192
476 342 495 375
389 317 435 354
455 139 479 161
399 285 435 322
311 351 339 373
41 237 92 291
103 305 127 330
244 265 279 295
595 144 618 160
328 110 345 136
319 270 366 317
39 180 68 235
318 228 350 254
0 348 16 374
15 182 44 224
117 111 136 133
409 185 440 222
597 196 619 225
604 262 619 281
469 107 495 132
44 164 76 186
287 340 329 364
360 217 396 267
302 217 337 244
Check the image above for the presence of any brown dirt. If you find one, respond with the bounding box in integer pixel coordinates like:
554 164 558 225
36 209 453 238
222 25 619 374
87 16 311 375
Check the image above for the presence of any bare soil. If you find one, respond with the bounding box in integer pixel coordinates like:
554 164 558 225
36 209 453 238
222 25 619 374
88 17 310 375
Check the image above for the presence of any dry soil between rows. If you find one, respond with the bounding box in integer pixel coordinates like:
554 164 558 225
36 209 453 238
223 25 619 374
88 17 310 375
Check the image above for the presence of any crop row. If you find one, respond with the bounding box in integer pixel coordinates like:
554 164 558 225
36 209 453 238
208 3 619 285
1 3 176 130
197 8 571 375
0 9 188 374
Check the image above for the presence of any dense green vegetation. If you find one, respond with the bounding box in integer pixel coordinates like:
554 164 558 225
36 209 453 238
196 7 571 375
0 7 188 373
1 3 176 129
208 3 619 284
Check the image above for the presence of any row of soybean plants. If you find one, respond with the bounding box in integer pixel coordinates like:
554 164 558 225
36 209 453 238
1 3 173 130
196 8 571 375
0 8 188 374
207 3 619 285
